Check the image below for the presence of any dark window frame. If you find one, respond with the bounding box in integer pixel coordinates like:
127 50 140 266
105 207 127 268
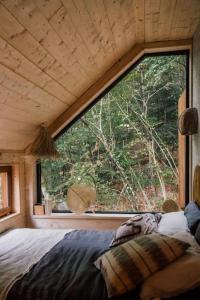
36 50 190 213
0 166 12 218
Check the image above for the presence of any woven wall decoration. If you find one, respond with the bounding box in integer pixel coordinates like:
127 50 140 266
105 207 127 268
162 199 180 213
178 108 198 135
67 184 96 213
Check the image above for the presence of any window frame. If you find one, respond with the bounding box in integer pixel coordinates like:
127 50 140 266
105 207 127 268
36 50 190 213
0 166 12 218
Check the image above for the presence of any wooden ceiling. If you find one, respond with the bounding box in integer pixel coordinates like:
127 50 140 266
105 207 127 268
0 0 199 150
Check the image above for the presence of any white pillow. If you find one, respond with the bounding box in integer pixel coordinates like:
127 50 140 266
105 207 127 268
172 231 200 253
140 252 200 300
158 211 189 235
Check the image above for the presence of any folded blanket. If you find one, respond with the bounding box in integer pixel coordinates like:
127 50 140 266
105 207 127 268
0 228 73 300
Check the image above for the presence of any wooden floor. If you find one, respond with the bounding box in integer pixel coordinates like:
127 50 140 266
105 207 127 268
0 0 199 150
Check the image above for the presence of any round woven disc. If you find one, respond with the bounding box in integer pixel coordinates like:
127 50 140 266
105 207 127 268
67 184 96 213
162 199 180 213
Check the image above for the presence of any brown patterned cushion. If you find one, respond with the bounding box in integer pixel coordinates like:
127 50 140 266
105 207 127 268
95 234 189 298
110 213 162 247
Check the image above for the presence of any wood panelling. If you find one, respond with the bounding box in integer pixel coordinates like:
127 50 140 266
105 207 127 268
30 214 133 231
0 0 198 150
0 151 26 232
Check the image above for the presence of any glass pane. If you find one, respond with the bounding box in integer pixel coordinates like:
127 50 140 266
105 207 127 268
0 172 8 209
41 54 186 212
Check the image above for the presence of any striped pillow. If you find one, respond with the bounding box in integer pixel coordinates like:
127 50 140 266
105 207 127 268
95 234 189 298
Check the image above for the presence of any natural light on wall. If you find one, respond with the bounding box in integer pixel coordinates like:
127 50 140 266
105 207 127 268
40 53 187 213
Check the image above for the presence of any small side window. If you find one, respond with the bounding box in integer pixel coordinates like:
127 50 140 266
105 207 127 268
0 166 12 218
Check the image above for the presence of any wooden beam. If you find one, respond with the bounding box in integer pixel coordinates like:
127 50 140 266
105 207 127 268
49 39 192 137
143 39 192 53
178 91 186 209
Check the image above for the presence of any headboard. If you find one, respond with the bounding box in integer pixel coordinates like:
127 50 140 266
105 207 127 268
193 165 200 207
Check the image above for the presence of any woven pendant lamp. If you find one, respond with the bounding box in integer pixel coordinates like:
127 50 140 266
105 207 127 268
26 124 59 159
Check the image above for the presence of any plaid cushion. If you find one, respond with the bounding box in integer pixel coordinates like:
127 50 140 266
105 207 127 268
95 234 189 298
110 213 161 247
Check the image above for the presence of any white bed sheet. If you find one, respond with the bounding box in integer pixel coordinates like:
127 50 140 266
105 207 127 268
0 228 73 300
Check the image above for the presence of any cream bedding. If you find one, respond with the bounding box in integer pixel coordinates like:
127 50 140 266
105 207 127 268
0 228 73 300
140 230 200 300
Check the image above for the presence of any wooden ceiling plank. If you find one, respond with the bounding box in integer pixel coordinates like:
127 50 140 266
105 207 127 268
158 0 176 41
0 137 31 150
1 0 90 94
49 5 99 80
0 82 66 120
170 0 199 40
0 3 80 96
0 61 34 96
83 0 118 61
103 0 131 57
0 118 36 133
0 61 71 113
0 102 44 123
0 36 75 104
0 4 54 70
134 0 145 43
188 1 200 36
117 0 137 51
33 0 62 21
0 91 53 119
61 0 107 71
48 39 192 137
0 128 32 138
44 80 75 107
145 0 161 43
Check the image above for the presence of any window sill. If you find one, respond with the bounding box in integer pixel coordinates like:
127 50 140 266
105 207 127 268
32 212 137 221
0 212 21 222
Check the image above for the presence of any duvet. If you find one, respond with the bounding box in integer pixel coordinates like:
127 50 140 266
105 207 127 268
0 228 199 300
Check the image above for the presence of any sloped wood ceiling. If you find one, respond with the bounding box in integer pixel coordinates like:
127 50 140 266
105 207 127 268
0 0 199 150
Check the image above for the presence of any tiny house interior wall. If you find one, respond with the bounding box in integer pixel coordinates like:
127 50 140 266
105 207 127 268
0 4 200 231
0 151 26 233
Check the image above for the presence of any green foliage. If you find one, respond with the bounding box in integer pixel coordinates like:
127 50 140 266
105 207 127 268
41 54 186 211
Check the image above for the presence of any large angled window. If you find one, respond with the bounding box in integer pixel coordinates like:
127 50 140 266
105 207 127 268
40 52 189 213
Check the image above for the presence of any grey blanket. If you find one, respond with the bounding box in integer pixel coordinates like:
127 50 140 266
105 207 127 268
7 230 140 300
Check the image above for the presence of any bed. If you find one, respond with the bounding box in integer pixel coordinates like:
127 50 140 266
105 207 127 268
0 206 200 300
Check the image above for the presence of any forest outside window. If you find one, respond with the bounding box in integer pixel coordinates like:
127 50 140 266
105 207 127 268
40 52 189 213
0 166 12 218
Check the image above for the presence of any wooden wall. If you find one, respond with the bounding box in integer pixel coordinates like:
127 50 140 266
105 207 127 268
30 214 132 231
0 151 26 233
192 23 200 182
